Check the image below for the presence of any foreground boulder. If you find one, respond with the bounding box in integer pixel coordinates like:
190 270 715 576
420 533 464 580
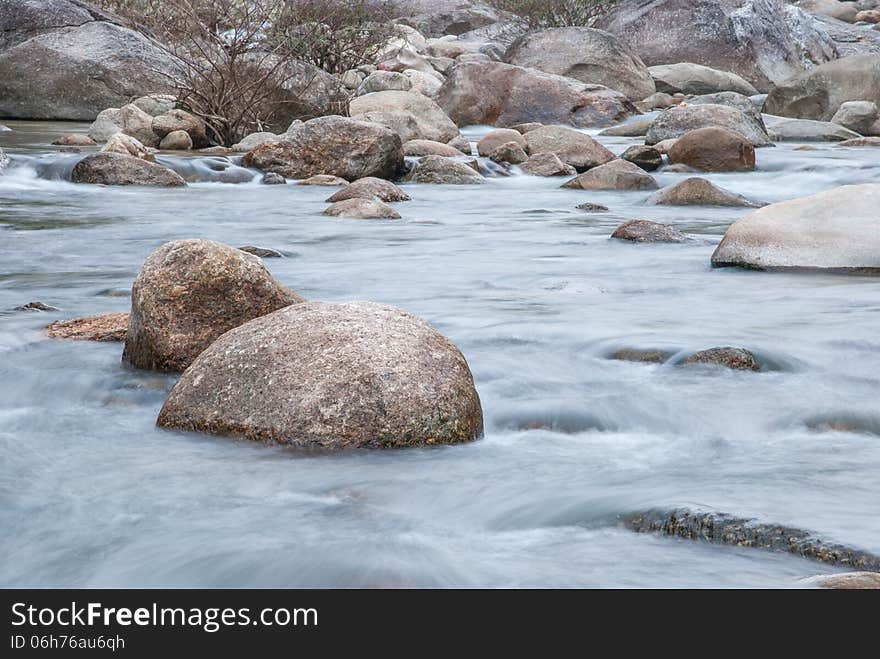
763 55 880 121
504 27 655 101
523 126 615 171
648 63 758 96
349 90 460 143
242 116 404 181
647 178 759 207
667 127 756 171
596 0 838 92
71 152 185 187
562 160 658 191
0 1 176 119
436 61 638 129
156 301 484 449
45 313 128 342
711 184 880 272
645 104 771 146
611 220 690 243
123 239 303 372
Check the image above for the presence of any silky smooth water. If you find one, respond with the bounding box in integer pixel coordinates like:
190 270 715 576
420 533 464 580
1 121 878 587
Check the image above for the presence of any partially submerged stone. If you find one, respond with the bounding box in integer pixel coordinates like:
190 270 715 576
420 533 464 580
323 199 402 219
326 177 410 203
682 347 760 371
71 152 185 187
156 301 484 449
647 178 759 207
46 313 129 342
562 160 658 191
611 220 690 243
609 348 673 363
667 127 756 172
406 155 485 184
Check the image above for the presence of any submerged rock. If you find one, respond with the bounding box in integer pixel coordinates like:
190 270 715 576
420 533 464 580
326 177 410 203
711 184 880 272
156 301 484 449
238 246 283 258
45 313 128 341
15 301 59 312
71 152 185 187
562 160 658 191
123 239 303 372
622 508 880 571
647 178 759 207
667 127 756 172
609 348 673 363
575 202 609 212
682 347 760 371
323 199 402 219
611 220 690 243
242 116 403 181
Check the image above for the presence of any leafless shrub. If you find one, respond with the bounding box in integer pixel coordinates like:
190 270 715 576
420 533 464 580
487 0 617 29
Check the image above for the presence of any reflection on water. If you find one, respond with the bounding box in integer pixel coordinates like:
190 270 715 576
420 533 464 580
1 121 879 587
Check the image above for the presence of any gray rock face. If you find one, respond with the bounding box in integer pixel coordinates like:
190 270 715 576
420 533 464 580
406 155 485 184
523 126 615 171
562 159 658 191
646 103 771 146
123 239 303 372
711 184 880 272
242 116 404 181
505 27 656 101
0 5 176 120
156 301 485 449
596 0 838 92
71 152 185 187
763 55 880 120
647 178 759 206
611 220 690 243
436 61 638 129
623 508 880 570
648 62 758 96
349 90 460 143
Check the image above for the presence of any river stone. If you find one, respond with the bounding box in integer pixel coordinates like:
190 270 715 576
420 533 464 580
711 184 880 272
477 129 526 157
71 152 185 187
520 153 577 177
611 220 690 243
646 104 771 146
326 177 410 203
609 348 673 363
132 94 176 117
598 117 655 137
838 136 880 146
101 133 155 161
636 91 677 112
231 132 280 153
683 347 760 370
667 127 756 172
489 142 528 165
403 69 443 98
261 173 286 185
802 572 880 589
297 175 350 186
0 14 177 120
765 118 861 141
156 301 484 449
830 101 878 134
576 202 610 212
620 145 663 171
243 116 404 181
52 133 96 146
504 27 656 101
763 55 880 121
595 0 838 92
562 160 658 191
16 301 59 312
159 130 193 151
447 134 473 154
151 110 209 149
45 313 129 341
688 91 764 124
323 199 402 219
436 60 638 129
349 90 460 143
122 239 303 372
647 178 759 207
648 63 758 96
511 122 543 134
357 70 412 96
406 155 485 184
403 139 464 156
238 246 283 258
524 126 615 171
87 104 159 146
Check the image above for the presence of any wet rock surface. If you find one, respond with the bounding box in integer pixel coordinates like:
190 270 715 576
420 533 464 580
45 313 129 341
611 220 690 243
682 347 760 371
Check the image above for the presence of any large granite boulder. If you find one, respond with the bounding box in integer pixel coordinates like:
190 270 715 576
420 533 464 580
156 301 484 449
0 0 176 119
504 27 655 101
595 0 838 92
71 152 185 187
123 239 303 372
436 60 638 129
711 184 880 271
349 90 460 143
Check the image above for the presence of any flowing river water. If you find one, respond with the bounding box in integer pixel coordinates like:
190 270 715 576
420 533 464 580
1 121 878 587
